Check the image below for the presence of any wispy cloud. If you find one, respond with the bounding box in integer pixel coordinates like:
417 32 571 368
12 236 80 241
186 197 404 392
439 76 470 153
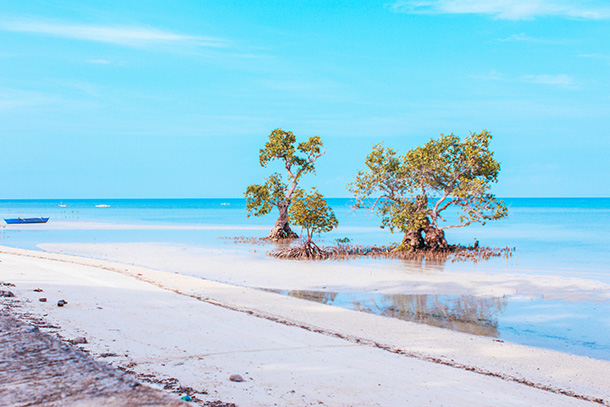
0 88 58 110
497 32 564 43
470 70 504 81
87 59 111 64
0 18 229 48
520 74 578 88
499 33 539 42
472 70 580 88
260 79 317 92
387 0 610 20
579 53 610 64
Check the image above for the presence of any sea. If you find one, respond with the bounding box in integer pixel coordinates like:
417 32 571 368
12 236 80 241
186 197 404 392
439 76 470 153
1 198 610 360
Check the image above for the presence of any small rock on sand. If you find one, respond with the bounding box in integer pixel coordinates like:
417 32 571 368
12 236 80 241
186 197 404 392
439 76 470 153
39 298 47 302
71 337 88 344
0 290 15 297
229 374 244 382
57 300 68 307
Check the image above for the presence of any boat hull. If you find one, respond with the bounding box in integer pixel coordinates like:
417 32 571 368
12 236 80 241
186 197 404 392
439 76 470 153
4 217 50 224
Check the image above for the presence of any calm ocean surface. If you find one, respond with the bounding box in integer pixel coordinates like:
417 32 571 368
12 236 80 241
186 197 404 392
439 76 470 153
1 198 610 359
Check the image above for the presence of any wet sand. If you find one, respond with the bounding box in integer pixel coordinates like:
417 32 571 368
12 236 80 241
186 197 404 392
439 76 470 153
39 242 610 302
1 245 609 406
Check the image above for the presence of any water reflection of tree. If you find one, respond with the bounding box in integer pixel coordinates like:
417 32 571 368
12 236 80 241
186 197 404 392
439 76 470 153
287 290 338 305
353 294 507 337
262 288 506 338
405 258 448 272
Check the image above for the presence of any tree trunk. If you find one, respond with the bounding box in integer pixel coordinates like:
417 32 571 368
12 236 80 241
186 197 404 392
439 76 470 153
423 225 449 251
268 202 298 241
400 229 425 251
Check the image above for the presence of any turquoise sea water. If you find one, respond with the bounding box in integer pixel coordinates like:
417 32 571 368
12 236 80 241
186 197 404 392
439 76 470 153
1 198 610 359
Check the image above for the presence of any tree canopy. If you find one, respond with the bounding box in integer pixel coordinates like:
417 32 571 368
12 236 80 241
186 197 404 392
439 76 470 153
244 173 285 218
289 188 338 245
348 130 508 250
245 128 325 240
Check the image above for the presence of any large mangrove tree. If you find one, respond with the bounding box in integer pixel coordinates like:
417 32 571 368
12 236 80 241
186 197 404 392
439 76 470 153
245 128 324 240
348 130 508 250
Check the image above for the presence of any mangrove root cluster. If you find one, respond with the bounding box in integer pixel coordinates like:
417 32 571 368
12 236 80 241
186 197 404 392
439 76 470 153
270 240 515 262
271 241 332 260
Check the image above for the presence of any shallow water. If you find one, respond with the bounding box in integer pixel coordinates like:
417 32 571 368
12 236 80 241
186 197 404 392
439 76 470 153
261 289 610 360
1 198 610 359
2 198 609 274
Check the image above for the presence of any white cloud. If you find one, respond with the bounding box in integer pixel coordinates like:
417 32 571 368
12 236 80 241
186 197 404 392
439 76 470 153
579 53 610 64
499 32 537 41
496 33 568 44
0 19 229 48
520 74 578 87
470 70 579 88
87 59 111 64
387 0 610 20
471 70 504 81
0 88 58 110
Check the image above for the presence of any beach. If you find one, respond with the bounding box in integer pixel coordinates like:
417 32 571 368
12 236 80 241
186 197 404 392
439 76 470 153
3 0 610 403
2 244 609 406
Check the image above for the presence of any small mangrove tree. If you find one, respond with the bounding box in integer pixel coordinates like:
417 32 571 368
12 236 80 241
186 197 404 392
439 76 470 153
271 188 338 259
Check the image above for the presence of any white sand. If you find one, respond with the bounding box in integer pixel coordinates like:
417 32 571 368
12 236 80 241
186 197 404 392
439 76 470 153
40 242 610 302
1 245 609 406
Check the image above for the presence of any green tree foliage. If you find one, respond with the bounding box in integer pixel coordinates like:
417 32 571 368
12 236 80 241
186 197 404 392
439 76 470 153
288 188 338 245
245 128 325 240
244 173 285 217
348 130 508 250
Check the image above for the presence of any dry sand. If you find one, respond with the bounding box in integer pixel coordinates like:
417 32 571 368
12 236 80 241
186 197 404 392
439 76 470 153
1 245 609 406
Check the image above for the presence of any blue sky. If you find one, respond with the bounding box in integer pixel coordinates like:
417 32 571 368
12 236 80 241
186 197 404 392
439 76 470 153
1 0 608 198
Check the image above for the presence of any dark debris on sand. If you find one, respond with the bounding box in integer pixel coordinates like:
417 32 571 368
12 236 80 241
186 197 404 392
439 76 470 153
0 311 190 407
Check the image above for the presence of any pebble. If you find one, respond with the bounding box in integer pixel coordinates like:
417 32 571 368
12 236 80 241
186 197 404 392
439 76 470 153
71 337 88 344
39 298 47 302
34 288 43 292
23 326 39 333
229 374 244 382
57 299 68 307
0 290 15 297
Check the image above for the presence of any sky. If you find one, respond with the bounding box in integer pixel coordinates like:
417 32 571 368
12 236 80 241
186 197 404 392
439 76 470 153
0 0 609 198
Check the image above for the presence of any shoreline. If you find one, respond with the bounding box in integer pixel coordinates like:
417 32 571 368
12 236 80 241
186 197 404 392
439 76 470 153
1 245 609 406
37 242 610 301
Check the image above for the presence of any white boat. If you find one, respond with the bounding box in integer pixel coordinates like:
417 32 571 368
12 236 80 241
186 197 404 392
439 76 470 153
95 204 110 208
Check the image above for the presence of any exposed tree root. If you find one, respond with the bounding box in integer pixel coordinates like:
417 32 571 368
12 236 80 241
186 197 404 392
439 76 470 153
270 240 515 262
270 240 332 260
